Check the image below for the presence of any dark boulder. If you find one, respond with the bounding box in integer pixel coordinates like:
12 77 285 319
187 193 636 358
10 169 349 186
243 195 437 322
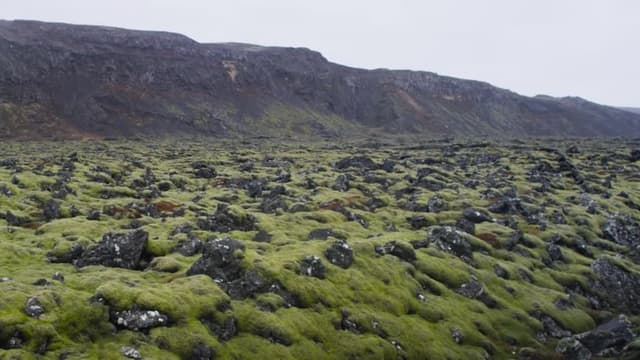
201 315 238 341
375 241 416 262
427 195 448 213
197 204 258 233
455 218 475 235
186 238 245 283
112 306 169 331
426 226 472 258
192 162 217 179
308 228 345 241
252 230 272 243
299 255 326 279
324 240 354 269
334 156 378 170
407 215 431 230
24 296 45 318
188 343 216 360
334 174 350 192
462 207 493 223
42 199 61 221
173 237 203 257
75 230 149 269
601 214 640 248
488 196 528 215
556 315 635 359
591 258 640 314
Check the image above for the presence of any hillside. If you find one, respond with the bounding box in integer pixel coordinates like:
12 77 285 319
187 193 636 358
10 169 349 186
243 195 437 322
1 20 640 139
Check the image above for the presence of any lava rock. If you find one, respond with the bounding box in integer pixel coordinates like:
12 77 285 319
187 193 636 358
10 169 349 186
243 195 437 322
75 229 149 269
493 264 510 279
299 255 326 279
375 241 416 262
308 228 345 241
335 156 378 170
591 258 640 314
334 174 350 192
427 195 448 213
601 214 640 248
173 236 203 257
121 346 143 359
488 196 528 215
86 209 101 221
188 343 216 360
556 315 635 359
252 230 272 243
197 204 258 232
24 296 45 318
450 327 464 344
113 307 169 331
186 238 245 282
407 215 431 229
201 315 238 341
192 162 217 179
42 199 61 221
462 207 493 223
324 240 354 269
426 226 472 258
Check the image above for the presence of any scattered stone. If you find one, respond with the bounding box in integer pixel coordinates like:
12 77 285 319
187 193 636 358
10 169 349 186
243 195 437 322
192 162 217 178
462 207 492 223
197 204 258 232
121 346 143 359
186 238 245 282
427 195 448 213
252 230 272 243
334 174 350 192
173 237 203 257
25 296 45 318
591 257 640 314
450 327 464 344
324 240 354 269
601 213 640 248
334 156 378 170
299 255 326 279
493 264 510 279
86 209 101 221
189 343 216 360
375 241 416 262
113 307 169 331
308 228 345 241
556 315 635 359
201 315 238 341
407 215 431 229
75 229 149 269
426 226 472 258
43 199 61 221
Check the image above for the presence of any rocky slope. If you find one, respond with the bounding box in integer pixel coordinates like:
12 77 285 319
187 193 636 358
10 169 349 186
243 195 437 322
1 19 640 139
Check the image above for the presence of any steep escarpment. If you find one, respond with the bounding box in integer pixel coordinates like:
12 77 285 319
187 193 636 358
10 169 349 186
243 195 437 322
1 19 640 139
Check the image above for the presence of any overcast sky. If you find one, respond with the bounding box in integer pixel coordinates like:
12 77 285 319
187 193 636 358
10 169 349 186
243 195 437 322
3 0 638 106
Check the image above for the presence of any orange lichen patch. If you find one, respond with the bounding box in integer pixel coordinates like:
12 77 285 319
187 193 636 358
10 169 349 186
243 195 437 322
154 200 181 213
319 199 345 211
477 233 500 248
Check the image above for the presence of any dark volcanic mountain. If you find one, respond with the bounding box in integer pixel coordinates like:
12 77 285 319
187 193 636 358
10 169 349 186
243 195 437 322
1 19 640 139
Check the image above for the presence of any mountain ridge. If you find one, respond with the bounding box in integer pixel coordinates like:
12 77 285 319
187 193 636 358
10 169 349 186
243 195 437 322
1 19 640 139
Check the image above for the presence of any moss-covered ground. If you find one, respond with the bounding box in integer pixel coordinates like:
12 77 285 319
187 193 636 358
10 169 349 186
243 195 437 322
0 137 638 359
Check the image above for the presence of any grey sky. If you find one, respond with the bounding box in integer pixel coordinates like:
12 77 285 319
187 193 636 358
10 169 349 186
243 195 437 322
3 0 639 106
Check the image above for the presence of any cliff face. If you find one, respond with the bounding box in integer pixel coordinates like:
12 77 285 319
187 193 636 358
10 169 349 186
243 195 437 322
1 20 639 139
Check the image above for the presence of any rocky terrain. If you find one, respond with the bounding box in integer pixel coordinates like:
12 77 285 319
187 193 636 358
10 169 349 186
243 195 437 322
0 138 639 359
1 20 640 140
